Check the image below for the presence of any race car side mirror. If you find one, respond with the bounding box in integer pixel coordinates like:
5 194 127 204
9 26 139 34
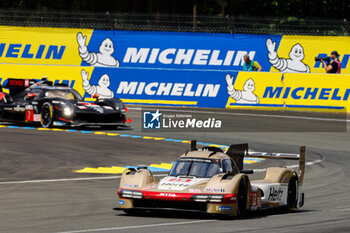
27 93 36 98
92 94 99 99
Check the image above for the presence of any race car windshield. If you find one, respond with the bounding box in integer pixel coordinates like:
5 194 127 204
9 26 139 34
169 159 220 178
45 90 83 101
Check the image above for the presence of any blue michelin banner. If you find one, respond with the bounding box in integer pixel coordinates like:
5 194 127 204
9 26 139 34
82 66 350 111
84 67 230 108
1 63 350 111
80 30 282 71
2 26 349 73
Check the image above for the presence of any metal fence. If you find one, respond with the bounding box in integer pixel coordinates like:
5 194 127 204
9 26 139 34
0 10 349 36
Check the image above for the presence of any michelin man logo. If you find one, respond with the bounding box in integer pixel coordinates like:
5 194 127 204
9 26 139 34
77 32 120 67
226 74 259 104
266 38 310 73
81 69 114 99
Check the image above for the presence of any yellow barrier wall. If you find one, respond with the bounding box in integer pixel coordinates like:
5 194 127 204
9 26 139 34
273 35 350 74
225 72 350 112
0 26 93 65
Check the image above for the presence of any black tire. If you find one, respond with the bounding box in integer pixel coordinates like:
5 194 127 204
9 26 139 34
41 102 54 128
237 179 248 216
287 177 298 210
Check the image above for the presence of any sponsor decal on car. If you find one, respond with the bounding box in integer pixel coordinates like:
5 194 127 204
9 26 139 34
158 193 176 197
119 200 125 206
205 188 225 193
77 105 87 110
123 184 139 188
158 177 208 191
141 185 156 190
216 206 232 211
13 105 25 112
189 188 201 193
268 187 284 202
159 183 191 188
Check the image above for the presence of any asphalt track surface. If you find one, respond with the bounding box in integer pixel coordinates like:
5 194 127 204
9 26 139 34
1 108 350 233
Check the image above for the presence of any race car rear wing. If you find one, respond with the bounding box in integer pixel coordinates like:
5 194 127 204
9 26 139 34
226 143 306 185
3 78 56 96
4 79 38 96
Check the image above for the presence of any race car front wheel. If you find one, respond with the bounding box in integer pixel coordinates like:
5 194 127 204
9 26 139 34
287 177 298 210
41 102 54 128
237 179 248 216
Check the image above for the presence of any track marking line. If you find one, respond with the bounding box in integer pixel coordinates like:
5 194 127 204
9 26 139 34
107 133 119 136
181 140 191 144
55 220 217 233
52 128 65 131
94 132 107 135
332 208 350 212
0 174 167 185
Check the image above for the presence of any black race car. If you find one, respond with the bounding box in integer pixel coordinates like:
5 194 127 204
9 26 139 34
0 78 130 128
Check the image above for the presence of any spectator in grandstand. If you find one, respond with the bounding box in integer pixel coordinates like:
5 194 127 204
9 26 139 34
243 54 262 72
321 51 341 73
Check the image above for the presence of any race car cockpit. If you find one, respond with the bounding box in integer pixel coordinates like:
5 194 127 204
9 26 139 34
169 157 239 178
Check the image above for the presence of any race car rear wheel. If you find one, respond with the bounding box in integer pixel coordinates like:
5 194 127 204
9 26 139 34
237 179 248 216
41 102 54 128
287 177 298 210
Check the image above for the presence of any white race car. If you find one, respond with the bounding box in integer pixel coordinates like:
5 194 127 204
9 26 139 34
116 141 305 216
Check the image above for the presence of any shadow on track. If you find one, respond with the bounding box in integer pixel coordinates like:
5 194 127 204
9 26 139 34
114 208 316 221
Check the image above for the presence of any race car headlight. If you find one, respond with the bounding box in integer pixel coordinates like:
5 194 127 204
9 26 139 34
119 189 143 199
190 195 224 203
63 107 73 116
191 195 209 202
208 195 225 202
